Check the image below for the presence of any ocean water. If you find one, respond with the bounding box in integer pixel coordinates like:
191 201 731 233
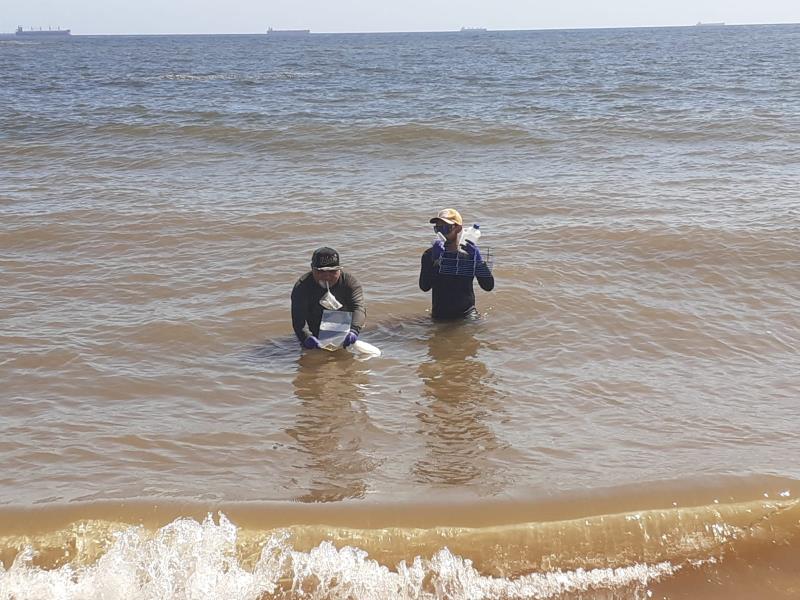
1 25 799 599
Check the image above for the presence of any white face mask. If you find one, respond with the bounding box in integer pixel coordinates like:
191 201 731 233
319 282 343 310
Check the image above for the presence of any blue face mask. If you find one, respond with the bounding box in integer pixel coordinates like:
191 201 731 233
433 223 452 235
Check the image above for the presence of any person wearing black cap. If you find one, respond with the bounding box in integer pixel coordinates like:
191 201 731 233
291 247 366 349
419 208 494 319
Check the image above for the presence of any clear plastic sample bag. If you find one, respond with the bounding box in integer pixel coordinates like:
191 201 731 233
318 309 352 351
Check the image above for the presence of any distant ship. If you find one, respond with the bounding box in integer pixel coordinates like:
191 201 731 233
266 27 310 36
695 22 725 26
460 27 487 32
16 26 71 37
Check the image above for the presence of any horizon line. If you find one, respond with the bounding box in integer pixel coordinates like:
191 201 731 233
2 21 798 36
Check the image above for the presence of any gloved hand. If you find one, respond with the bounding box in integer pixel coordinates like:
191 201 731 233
343 331 358 348
431 238 445 262
302 336 320 349
464 240 483 263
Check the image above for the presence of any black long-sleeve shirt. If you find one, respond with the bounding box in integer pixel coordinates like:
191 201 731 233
291 271 366 343
419 248 494 319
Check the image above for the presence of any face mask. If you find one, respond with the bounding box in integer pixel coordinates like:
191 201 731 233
319 282 343 310
434 223 453 235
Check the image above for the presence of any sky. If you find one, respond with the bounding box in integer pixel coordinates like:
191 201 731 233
4 0 799 35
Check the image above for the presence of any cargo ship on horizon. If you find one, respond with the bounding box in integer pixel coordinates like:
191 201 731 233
16 26 71 36
266 27 310 36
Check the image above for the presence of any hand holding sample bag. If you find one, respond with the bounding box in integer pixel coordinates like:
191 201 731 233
317 283 382 358
318 309 352 350
318 310 382 358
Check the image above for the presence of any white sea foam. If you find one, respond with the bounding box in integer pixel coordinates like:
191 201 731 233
0 514 677 600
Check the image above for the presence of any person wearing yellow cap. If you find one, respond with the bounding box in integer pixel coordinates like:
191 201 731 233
419 208 494 319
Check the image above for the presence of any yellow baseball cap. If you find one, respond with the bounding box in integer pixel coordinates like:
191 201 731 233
429 208 463 226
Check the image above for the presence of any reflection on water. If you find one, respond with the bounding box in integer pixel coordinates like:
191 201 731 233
287 351 378 502
414 321 505 489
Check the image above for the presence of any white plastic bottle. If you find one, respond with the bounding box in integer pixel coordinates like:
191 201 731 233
460 223 481 249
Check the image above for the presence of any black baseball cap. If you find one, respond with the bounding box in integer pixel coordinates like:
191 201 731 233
311 247 341 271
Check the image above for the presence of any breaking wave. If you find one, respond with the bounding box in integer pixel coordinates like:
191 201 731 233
0 514 676 600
